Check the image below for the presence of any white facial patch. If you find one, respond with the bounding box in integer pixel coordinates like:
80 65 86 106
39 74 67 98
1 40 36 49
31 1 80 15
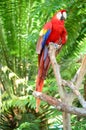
63 12 67 19
56 12 62 20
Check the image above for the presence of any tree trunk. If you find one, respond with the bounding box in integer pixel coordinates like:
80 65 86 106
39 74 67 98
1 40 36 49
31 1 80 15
63 112 71 130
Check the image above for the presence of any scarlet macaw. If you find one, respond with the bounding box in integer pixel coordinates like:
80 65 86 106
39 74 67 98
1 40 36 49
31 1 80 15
36 9 67 112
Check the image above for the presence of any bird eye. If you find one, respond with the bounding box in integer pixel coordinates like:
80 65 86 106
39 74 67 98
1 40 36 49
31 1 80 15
63 12 67 19
56 12 62 20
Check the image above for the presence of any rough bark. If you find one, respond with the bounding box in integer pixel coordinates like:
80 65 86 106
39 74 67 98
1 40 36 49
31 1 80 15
63 112 71 130
33 91 86 116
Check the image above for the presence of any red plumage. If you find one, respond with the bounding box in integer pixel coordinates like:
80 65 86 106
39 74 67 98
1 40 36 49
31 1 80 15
36 10 67 112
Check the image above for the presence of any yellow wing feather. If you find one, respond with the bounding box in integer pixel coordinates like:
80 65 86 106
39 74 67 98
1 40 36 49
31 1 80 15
39 29 47 36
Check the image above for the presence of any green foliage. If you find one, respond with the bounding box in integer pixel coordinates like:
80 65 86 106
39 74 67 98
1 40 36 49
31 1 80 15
0 94 48 130
71 116 86 130
14 122 40 130
0 0 86 130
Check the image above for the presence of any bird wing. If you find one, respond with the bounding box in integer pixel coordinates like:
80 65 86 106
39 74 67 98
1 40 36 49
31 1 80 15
36 21 52 54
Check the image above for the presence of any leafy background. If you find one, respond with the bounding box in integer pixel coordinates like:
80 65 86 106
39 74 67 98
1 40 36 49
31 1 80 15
0 0 86 130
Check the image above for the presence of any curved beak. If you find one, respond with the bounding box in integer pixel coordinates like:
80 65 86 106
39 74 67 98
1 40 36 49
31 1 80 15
61 15 65 20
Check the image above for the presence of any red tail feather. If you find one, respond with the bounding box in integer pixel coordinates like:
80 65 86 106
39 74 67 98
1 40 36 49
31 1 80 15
36 77 44 113
35 50 50 112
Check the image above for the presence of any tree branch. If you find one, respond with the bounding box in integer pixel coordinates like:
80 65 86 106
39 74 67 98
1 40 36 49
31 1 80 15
33 91 86 116
75 54 86 88
48 42 66 99
62 80 86 108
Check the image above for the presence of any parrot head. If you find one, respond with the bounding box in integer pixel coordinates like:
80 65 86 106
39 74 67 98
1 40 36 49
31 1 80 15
53 10 67 21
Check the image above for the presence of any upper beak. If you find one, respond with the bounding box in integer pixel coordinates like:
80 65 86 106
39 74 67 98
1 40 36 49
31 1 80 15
61 15 65 20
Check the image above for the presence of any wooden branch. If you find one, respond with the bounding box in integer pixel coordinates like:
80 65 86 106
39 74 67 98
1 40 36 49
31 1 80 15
75 55 86 89
62 80 86 108
72 68 81 83
33 91 86 116
48 42 66 99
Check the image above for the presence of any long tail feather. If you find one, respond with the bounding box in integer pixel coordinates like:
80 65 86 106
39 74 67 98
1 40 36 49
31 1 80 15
36 77 44 113
36 48 50 112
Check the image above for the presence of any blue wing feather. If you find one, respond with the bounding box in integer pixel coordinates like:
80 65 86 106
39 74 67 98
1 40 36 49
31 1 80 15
42 30 51 48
